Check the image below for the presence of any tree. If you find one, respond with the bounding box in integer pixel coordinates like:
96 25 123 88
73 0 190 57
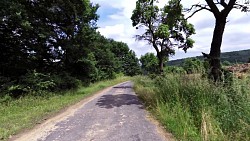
123 50 141 76
0 0 99 77
108 40 141 76
185 0 249 81
140 53 159 74
0 0 142 98
131 0 195 73
0 0 102 81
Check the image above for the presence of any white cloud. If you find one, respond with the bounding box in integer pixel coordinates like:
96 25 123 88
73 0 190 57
92 0 250 60
98 24 125 38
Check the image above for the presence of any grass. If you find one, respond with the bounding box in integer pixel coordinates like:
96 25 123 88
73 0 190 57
133 74 250 141
0 76 131 140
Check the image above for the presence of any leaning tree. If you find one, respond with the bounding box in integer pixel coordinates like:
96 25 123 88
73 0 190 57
185 0 249 81
131 0 195 74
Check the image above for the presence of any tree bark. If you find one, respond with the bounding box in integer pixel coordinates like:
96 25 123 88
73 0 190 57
156 52 164 74
209 16 226 81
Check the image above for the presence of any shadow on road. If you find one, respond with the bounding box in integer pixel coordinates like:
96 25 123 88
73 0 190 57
96 94 143 109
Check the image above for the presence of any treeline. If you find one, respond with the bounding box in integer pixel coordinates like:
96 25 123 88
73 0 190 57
168 49 250 66
140 53 205 75
0 0 140 97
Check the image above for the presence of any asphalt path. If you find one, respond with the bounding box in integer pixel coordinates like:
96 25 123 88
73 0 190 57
12 81 171 141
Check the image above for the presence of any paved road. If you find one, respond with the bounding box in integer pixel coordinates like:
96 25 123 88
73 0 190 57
13 81 169 141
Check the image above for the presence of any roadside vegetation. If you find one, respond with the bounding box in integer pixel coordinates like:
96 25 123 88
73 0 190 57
0 76 131 140
0 0 140 140
134 57 250 141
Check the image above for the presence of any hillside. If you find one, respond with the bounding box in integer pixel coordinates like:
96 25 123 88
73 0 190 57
168 49 250 66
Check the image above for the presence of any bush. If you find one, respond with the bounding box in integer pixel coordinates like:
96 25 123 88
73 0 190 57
51 72 81 91
182 58 205 74
5 71 57 97
19 71 56 91
1 71 81 98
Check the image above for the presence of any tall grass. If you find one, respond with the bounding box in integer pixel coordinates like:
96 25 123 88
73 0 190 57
133 74 250 141
0 76 131 141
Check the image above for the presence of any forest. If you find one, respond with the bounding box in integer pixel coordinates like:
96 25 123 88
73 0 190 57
0 0 140 98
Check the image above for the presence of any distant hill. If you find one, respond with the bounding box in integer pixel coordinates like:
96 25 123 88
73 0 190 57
168 49 250 66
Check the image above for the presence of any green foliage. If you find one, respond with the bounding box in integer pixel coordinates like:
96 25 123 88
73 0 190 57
131 0 195 71
134 75 250 140
222 60 231 66
140 53 159 74
123 50 141 76
20 71 56 91
51 73 81 91
4 71 81 98
155 24 170 38
0 0 141 98
182 58 204 74
0 0 99 76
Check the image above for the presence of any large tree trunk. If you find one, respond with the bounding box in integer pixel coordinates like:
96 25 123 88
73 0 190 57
156 53 164 74
209 17 226 81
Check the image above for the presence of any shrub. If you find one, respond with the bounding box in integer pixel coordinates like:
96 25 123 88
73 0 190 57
182 58 205 74
51 72 81 91
20 71 55 88
2 71 81 98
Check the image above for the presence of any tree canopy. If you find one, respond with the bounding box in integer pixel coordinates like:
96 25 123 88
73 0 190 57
131 0 195 73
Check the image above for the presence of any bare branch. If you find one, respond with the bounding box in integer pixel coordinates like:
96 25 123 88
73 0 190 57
184 3 212 19
185 7 211 19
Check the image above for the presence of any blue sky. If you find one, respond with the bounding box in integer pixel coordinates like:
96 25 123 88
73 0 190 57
91 0 250 60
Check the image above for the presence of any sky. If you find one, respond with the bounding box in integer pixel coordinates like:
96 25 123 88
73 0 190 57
91 0 250 60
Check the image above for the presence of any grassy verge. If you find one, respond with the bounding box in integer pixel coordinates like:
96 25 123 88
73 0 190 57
0 76 131 140
133 75 250 141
